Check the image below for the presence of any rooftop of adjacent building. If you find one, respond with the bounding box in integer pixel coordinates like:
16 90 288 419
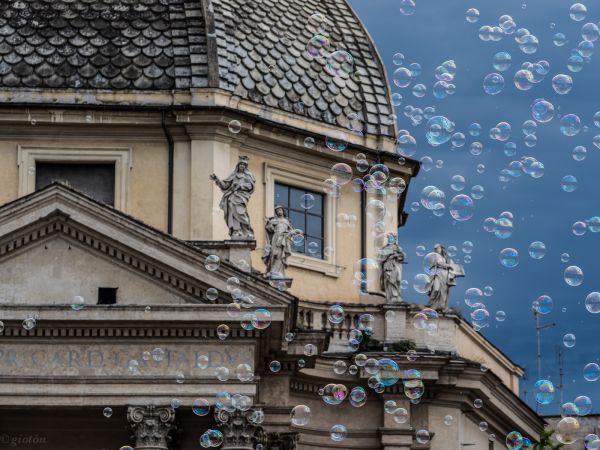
0 0 397 140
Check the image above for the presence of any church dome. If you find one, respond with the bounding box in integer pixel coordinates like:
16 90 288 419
0 0 396 137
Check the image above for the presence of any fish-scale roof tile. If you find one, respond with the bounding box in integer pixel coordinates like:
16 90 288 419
0 0 394 137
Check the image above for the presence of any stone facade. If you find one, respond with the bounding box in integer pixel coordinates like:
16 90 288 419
0 1 544 449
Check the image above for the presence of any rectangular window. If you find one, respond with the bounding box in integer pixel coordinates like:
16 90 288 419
274 182 325 259
35 162 116 206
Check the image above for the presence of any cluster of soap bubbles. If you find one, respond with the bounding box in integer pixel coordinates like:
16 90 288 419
462 286 495 330
483 211 515 239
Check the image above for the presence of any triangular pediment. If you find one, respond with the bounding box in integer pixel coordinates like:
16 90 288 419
0 184 292 314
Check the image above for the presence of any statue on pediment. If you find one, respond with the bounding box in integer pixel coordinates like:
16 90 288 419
379 233 406 304
210 156 255 240
426 244 464 311
262 205 293 279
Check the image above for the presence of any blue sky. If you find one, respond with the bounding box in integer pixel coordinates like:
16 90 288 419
349 0 600 415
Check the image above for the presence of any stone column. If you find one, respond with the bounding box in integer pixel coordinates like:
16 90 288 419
127 405 177 450
216 409 266 450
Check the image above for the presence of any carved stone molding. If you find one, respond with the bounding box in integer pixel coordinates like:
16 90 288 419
127 405 177 450
216 409 266 450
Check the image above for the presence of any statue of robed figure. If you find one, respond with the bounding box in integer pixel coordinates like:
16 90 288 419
262 206 293 278
426 244 464 311
379 234 406 304
210 156 255 240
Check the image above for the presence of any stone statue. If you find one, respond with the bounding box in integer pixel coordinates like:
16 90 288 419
262 206 293 279
210 156 255 240
379 234 406 304
426 244 465 311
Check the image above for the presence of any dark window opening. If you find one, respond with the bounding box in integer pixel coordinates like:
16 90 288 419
97 287 118 305
274 182 325 259
35 162 116 206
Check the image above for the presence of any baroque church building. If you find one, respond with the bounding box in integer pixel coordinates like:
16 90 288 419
0 0 543 449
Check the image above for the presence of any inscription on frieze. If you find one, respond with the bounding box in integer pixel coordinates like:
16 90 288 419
0 343 254 377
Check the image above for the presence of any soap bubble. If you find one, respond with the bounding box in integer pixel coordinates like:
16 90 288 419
494 217 513 239
333 360 347 375
529 241 546 259
534 295 553 314
269 360 281 373
205 255 220 271
327 305 345 324
466 8 480 23
217 324 230 340
330 424 348 442
304 137 315 148
473 398 483 408
570 3 587 21
330 163 353 186
584 363 600 381
572 145 587 161
228 120 241 134
306 35 330 59
471 185 485 200
70 295 85 311
499 248 519 268
416 430 430 444
393 67 413 88
554 32 568 46
493 52 512 71
496 311 506 322
556 417 580 445
506 431 524 450
531 99 555 123
290 405 311 426
514 69 534 90
426 116 454 146
567 54 585 72
399 0 416 15
561 175 578 192
325 50 354 77
152 348 165 362
103 407 113 418
483 73 505 95
304 343 317 356
444 415 454 426
192 398 210 416
349 386 367 407
392 408 409 423
392 53 405 66
449 195 474 221
575 396 592 416
552 74 574 94
585 292 600 313
325 133 348 152
465 288 483 307
413 273 431 294
560 114 582 136
564 266 584 286
563 333 576 348
450 175 466 191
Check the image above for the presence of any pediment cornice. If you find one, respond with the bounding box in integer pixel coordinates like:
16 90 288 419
0 184 294 312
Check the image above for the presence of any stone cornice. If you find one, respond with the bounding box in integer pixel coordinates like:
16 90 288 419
0 322 261 339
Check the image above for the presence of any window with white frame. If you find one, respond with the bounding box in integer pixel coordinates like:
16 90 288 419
17 146 132 211
264 163 341 277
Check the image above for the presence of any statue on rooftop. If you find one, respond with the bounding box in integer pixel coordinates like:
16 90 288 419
379 233 406 304
426 244 465 311
262 205 293 279
210 156 255 240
